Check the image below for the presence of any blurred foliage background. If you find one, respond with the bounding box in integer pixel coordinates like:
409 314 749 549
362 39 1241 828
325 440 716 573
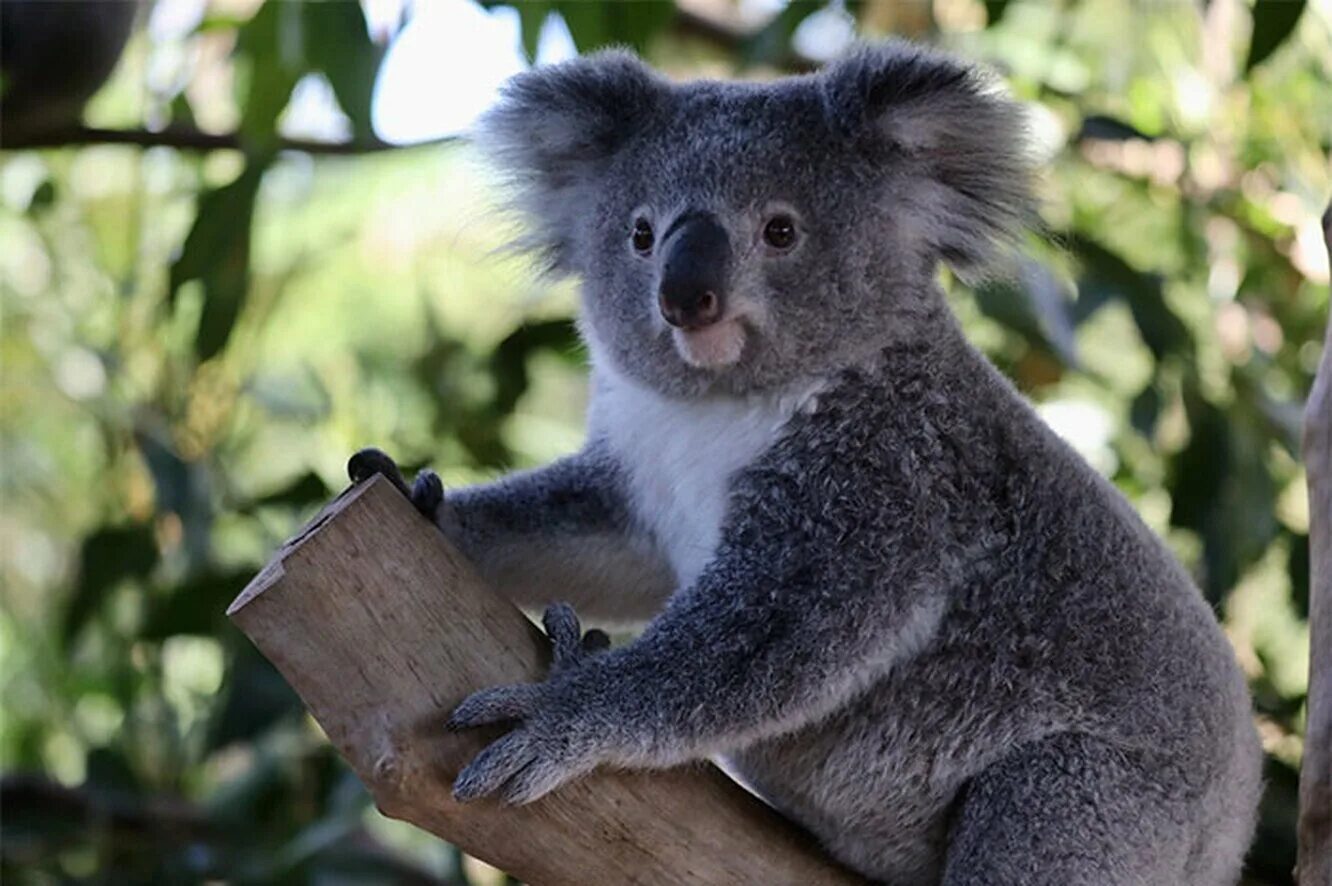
1 0 1329 883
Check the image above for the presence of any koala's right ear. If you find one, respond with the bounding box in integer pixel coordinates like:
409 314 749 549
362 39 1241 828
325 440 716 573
474 50 666 274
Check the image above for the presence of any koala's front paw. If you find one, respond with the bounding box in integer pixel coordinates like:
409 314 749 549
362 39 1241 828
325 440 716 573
346 447 443 521
447 604 611 805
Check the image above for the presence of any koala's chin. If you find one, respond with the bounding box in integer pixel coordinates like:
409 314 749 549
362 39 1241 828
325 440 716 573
671 319 747 370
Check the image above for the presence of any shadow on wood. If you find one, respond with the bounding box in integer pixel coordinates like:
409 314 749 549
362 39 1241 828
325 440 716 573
228 473 864 885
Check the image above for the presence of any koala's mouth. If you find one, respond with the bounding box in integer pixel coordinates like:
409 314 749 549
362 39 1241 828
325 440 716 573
672 318 747 370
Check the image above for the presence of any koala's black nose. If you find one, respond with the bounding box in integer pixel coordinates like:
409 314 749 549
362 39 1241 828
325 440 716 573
658 212 730 330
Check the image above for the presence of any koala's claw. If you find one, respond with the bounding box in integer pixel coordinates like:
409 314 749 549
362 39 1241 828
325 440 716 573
346 447 443 520
447 683 541 731
543 602 610 673
451 728 590 805
348 447 411 496
410 469 444 519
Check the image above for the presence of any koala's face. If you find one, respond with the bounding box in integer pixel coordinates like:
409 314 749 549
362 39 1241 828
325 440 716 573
579 83 905 396
478 44 1031 397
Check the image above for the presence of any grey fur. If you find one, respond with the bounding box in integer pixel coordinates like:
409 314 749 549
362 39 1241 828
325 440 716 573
436 41 1262 884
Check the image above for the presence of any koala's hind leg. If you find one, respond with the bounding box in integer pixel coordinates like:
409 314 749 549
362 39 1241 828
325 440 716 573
942 733 1195 886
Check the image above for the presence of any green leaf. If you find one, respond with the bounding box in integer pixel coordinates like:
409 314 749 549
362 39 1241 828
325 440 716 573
234 1 303 146
1129 382 1161 438
984 0 1012 26
1245 0 1306 73
553 2 610 52
141 569 251 640
84 746 141 796
1069 235 1192 362
516 2 552 62
1168 392 1278 606
206 642 302 752
1075 114 1157 143
743 1 823 67
26 179 56 213
490 319 581 415
1288 531 1309 620
302 2 385 140
973 260 1080 368
249 471 330 510
134 425 213 570
169 161 267 362
64 525 158 646
556 1 675 54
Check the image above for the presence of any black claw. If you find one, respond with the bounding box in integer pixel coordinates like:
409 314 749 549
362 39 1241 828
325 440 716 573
410 470 444 519
581 629 611 653
347 447 412 498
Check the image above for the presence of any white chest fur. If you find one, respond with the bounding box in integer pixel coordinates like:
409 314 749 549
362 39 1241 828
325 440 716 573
590 369 822 589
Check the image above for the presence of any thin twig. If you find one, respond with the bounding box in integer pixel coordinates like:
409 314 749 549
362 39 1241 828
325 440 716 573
1 124 460 154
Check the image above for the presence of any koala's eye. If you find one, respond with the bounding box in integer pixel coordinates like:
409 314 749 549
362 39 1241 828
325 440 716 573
631 218 654 254
762 215 798 251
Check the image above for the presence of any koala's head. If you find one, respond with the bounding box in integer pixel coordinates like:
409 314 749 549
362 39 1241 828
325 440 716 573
476 41 1033 397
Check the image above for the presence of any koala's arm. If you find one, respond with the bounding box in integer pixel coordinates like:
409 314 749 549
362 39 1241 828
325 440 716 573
440 439 673 623
447 426 966 802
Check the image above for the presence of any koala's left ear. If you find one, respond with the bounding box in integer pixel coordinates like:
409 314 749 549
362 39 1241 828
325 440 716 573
820 42 1035 276
474 50 667 274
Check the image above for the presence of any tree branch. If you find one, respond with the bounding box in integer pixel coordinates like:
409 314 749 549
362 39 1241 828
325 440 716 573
227 474 865 886
1297 202 1332 885
0 124 458 154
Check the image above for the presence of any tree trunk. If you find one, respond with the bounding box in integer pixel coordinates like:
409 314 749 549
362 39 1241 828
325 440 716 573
227 473 864 886
1297 204 1332 886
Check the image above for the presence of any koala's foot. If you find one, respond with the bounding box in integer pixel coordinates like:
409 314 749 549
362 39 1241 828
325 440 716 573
347 447 443 520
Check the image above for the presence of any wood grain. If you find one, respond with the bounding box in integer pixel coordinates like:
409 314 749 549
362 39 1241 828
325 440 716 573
228 473 864 886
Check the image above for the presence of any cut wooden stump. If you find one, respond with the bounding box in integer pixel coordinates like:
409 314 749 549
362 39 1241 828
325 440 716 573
228 473 864 886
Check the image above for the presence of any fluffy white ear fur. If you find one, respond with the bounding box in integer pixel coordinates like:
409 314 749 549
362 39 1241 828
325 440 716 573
472 50 667 275
819 41 1036 277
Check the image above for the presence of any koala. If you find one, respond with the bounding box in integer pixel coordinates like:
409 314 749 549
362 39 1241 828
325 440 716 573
362 41 1263 885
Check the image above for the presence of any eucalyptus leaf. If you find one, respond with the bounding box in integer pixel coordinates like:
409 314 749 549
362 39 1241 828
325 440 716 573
1245 0 1306 73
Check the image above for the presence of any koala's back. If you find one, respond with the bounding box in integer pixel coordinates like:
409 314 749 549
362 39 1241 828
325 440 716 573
719 335 1261 884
